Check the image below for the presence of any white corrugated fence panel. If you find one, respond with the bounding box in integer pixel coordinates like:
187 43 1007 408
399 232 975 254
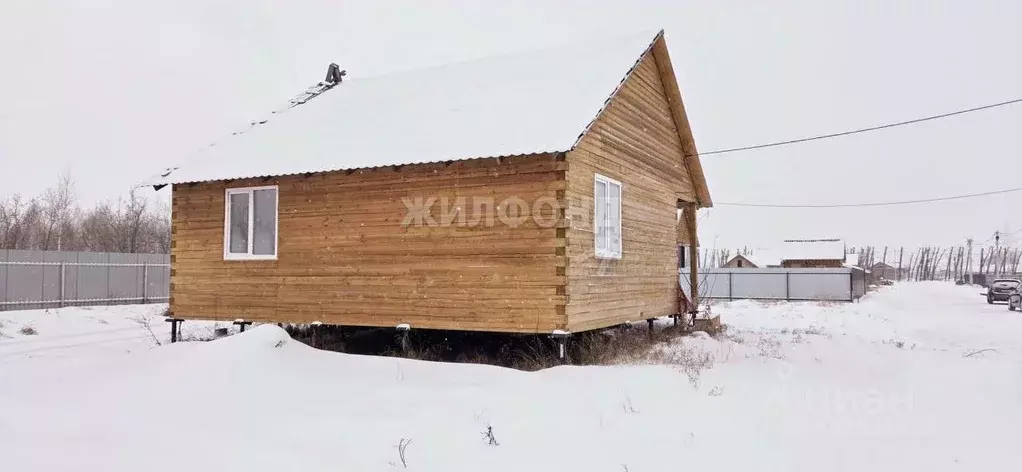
732 271 789 300
681 268 859 302
788 271 852 301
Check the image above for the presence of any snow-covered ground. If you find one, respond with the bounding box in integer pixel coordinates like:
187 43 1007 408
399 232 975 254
1 282 1019 471
0 304 231 361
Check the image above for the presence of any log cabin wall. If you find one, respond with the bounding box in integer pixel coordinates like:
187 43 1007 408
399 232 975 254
781 260 845 269
170 153 567 333
563 48 699 332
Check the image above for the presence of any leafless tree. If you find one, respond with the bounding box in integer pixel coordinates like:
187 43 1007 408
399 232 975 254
0 194 27 248
1 175 170 253
39 173 76 250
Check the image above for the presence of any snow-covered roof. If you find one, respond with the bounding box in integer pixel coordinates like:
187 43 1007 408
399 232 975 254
845 252 860 267
741 250 783 268
780 239 846 262
150 30 664 186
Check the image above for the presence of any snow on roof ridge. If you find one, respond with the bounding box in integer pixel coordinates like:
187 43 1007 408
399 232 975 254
146 28 666 186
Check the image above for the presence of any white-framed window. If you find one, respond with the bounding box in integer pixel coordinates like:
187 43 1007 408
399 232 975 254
224 186 278 260
594 174 622 259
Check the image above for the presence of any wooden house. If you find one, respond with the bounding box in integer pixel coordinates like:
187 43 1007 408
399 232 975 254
150 30 712 335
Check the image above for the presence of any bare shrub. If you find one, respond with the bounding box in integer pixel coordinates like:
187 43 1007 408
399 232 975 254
1 175 169 253
802 325 828 336
508 341 559 371
622 396 639 414
132 315 162 346
708 385 724 396
481 424 499 446
883 339 906 349
646 343 715 387
20 325 38 336
569 324 688 366
395 438 412 468
963 348 997 358
755 336 784 359
399 340 444 362
720 325 746 344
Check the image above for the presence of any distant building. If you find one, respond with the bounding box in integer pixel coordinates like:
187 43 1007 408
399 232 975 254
723 240 850 269
723 254 755 268
723 251 782 268
779 239 846 268
871 262 907 280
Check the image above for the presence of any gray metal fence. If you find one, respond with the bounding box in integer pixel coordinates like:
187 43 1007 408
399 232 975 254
681 267 868 302
0 249 169 311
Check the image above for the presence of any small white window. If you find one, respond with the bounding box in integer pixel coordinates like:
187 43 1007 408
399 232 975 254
594 174 622 259
224 186 278 260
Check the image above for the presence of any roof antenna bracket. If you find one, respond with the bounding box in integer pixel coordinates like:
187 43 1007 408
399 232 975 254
325 63 347 84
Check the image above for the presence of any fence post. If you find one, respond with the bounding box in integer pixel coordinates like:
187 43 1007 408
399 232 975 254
39 260 46 310
785 271 791 301
142 263 148 304
59 262 66 308
106 254 112 302
2 251 8 309
728 272 733 301
849 271 854 302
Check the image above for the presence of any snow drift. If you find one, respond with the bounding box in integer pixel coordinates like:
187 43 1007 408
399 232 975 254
1 282 1020 471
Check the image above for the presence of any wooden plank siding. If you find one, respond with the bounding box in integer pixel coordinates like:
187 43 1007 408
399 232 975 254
781 260 844 269
170 154 568 333
563 46 698 332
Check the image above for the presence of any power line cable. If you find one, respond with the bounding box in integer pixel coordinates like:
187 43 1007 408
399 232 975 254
697 97 1022 156
716 185 1022 208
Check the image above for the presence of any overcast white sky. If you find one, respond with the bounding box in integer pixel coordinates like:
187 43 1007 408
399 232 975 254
2 0 1021 249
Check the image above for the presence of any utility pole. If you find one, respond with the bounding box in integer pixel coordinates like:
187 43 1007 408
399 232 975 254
897 247 903 281
995 231 1001 277
965 238 973 284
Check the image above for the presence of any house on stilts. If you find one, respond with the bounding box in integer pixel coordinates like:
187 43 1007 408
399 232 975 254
149 30 712 341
